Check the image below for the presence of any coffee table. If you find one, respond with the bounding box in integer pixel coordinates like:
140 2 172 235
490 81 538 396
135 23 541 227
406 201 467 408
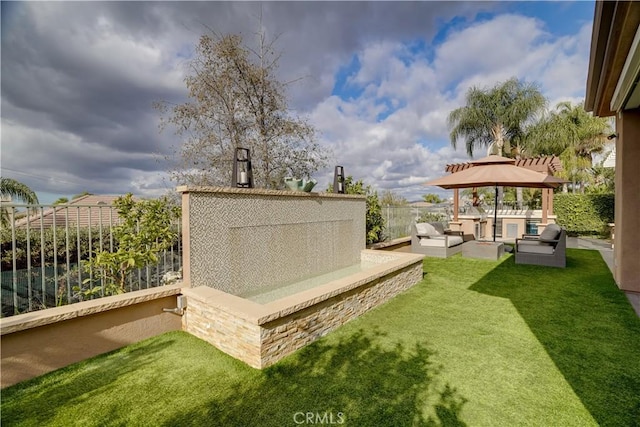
461 241 505 260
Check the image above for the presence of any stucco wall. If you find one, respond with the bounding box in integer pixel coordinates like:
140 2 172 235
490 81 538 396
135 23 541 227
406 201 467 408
178 187 366 296
0 286 183 388
616 109 640 292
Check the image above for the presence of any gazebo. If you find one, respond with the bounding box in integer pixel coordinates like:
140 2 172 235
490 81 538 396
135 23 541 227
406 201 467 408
433 156 563 239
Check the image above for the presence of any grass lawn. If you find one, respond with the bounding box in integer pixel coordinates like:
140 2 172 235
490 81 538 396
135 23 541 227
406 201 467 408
2 249 639 426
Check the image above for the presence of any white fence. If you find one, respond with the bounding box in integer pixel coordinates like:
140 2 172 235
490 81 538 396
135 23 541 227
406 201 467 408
1 203 181 317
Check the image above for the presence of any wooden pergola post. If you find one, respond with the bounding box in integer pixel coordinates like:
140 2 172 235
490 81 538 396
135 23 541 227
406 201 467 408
453 189 459 221
541 188 549 224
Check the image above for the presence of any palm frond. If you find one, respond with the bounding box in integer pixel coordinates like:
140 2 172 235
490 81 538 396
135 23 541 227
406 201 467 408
0 178 39 204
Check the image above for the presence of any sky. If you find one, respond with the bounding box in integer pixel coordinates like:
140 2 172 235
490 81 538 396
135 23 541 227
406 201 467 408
1 1 596 204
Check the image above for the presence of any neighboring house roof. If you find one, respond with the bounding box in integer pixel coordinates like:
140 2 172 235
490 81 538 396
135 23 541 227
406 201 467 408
409 202 435 208
14 195 124 228
445 156 563 175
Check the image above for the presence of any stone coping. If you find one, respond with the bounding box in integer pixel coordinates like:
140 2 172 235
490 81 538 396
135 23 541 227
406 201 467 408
176 185 366 200
0 284 183 335
367 236 411 250
457 214 558 219
182 250 424 326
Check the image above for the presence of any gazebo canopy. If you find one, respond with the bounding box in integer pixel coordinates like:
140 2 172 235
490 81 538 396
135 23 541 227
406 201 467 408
445 155 563 175
424 155 567 241
425 155 566 190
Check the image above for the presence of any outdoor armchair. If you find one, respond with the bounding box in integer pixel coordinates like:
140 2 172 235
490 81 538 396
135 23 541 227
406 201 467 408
411 222 464 258
515 224 566 268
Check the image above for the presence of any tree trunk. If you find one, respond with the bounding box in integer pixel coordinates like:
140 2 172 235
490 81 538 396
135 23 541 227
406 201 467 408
516 187 524 209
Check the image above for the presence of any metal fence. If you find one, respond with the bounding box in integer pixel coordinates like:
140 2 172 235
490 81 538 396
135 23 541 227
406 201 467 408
1 203 182 317
382 205 452 241
381 201 546 242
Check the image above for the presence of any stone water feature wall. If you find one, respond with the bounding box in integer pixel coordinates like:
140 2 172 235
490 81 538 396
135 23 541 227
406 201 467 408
178 187 366 295
178 186 425 368
181 250 424 368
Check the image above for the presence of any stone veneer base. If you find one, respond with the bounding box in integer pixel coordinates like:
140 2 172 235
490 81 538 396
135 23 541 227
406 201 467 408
181 250 424 368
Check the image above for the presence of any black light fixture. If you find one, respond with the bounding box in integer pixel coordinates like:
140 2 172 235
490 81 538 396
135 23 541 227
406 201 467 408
333 165 345 194
232 147 253 188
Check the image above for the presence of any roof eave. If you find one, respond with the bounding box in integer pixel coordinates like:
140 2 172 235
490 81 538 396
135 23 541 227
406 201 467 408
585 1 640 117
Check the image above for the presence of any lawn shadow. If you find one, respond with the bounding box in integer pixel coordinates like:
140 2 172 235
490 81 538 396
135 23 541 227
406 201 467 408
470 249 640 426
163 328 468 427
1 336 177 426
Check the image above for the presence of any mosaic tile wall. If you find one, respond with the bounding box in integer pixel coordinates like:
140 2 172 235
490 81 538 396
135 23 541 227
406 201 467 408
181 187 366 296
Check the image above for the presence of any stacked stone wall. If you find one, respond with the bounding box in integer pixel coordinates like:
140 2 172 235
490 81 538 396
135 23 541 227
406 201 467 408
182 260 423 368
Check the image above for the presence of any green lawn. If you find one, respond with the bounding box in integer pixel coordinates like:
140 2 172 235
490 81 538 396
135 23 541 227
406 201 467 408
2 249 640 426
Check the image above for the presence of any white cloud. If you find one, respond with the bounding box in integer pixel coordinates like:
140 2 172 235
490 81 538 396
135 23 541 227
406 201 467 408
1 118 167 196
309 11 592 202
2 2 593 204
434 14 549 89
25 3 186 93
537 22 592 102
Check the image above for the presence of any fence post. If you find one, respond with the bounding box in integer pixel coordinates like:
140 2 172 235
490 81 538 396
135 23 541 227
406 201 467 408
2 201 183 317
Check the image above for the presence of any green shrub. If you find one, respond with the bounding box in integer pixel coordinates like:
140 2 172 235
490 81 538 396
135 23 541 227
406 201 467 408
1 227 113 270
418 212 447 223
80 194 181 296
326 176 385 244
554 193 614 236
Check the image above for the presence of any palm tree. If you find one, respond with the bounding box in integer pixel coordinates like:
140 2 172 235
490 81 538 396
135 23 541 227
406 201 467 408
448 77 547 158
448 77 547 207
53 197 69 205
1 177 39 226
1 177 38 204
528 102 611 193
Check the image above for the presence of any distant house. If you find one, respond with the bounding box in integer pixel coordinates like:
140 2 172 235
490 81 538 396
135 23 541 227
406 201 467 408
408 201 434 208
14 195 125 229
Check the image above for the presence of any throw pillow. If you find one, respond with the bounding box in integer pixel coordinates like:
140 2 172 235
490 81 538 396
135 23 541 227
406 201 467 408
430 222 445 235
416 223 438 236
539 223 561 241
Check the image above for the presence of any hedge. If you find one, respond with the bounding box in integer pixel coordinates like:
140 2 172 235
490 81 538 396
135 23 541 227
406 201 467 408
554 193 614 236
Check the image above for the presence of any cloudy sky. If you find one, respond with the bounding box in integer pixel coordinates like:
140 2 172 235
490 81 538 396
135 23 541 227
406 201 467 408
1 1 595 204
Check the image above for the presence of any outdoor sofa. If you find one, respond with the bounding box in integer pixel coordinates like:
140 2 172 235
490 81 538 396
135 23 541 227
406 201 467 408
411 222 464 258
515 223 567 268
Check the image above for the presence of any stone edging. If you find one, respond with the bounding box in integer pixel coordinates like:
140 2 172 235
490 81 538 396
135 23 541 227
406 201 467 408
367 236 411 250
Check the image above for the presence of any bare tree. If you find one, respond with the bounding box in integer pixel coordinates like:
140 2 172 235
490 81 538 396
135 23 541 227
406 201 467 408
156 31 330 188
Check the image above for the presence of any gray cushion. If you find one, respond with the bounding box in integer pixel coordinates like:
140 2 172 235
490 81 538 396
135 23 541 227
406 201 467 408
517 240 555 254
419 235 463 247
416 223 438 236
430 222 446 235
539 223 561 241
416 222 444 236
445 235 464 247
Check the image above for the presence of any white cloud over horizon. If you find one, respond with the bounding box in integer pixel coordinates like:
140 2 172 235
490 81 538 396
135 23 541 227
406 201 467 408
1 1 596 203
